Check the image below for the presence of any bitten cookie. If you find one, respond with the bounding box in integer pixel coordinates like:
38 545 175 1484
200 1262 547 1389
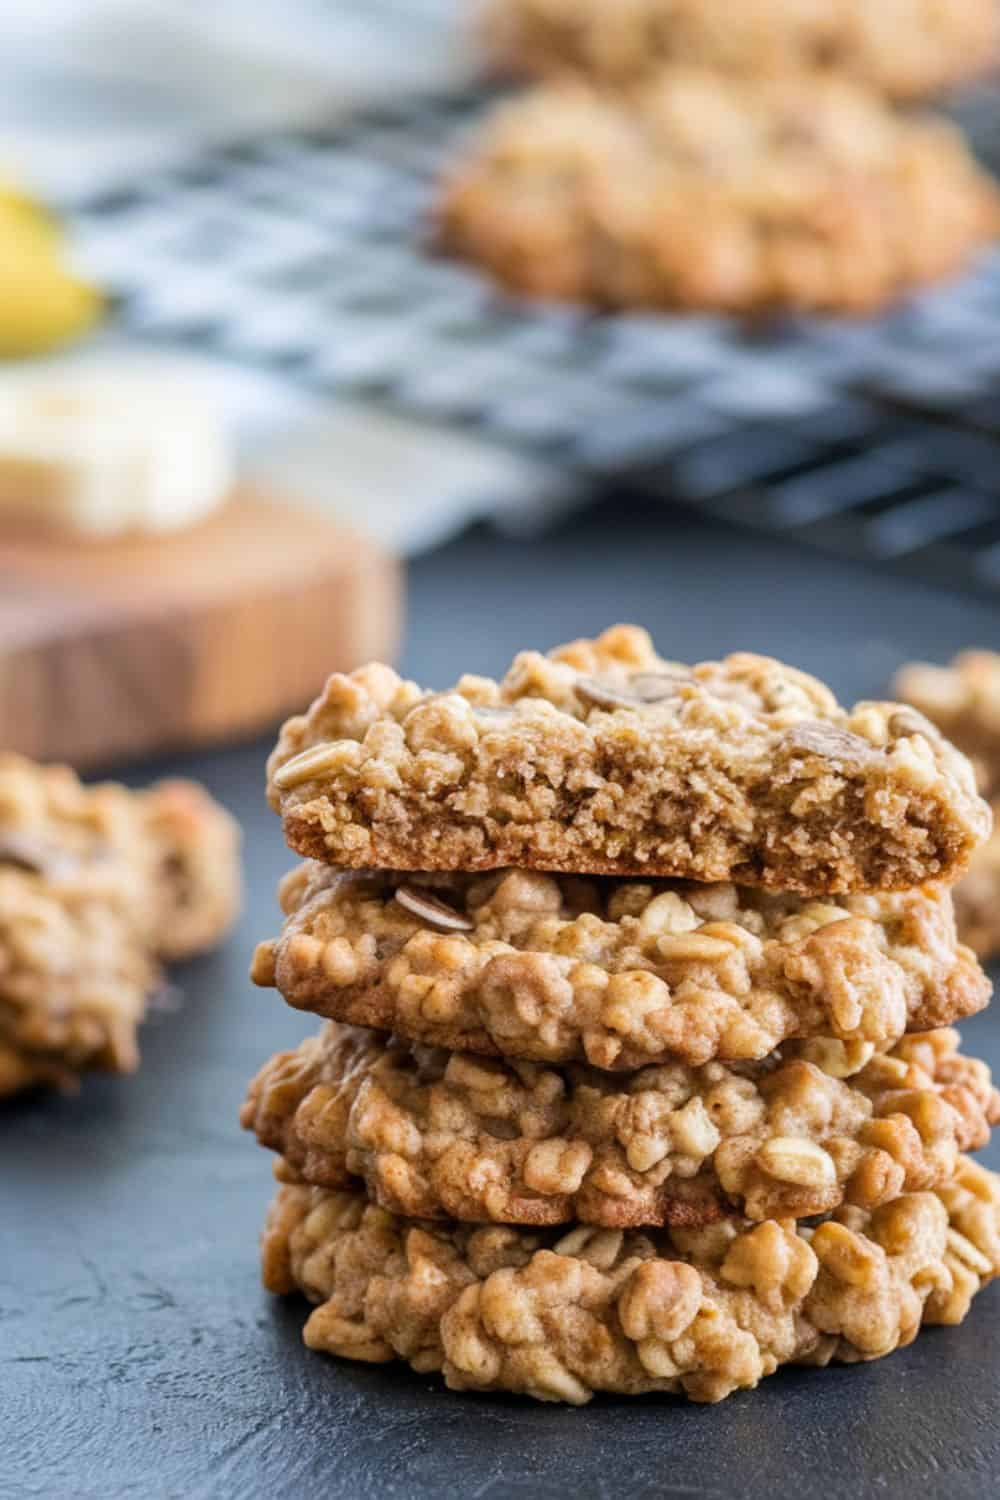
436 74 998 314
261 1156 1000 1404
251 865 989 1069
484 0 999 103
267 627 990 894
244 1021 999 1228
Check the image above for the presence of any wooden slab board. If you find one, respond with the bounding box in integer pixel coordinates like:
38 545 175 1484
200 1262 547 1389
0 489 401 768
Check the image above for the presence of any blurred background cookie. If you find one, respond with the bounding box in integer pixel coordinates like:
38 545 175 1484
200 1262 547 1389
0 754 240 1095
483 0 1000 102
437 72 999 314
896 652 1000 962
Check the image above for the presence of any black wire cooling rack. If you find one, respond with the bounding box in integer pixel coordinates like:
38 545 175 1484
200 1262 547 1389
69 80 1000 591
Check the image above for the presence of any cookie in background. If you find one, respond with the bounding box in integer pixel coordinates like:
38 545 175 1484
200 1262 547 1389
895 652 1000 961
436 72 1000 315
0 354 400 770
0 753 241 1097
481 0 999 102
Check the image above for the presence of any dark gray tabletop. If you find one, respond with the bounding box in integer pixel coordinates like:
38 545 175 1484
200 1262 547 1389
4 505 1000 1500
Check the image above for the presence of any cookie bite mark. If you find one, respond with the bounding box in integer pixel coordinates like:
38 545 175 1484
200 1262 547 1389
268 628 990 894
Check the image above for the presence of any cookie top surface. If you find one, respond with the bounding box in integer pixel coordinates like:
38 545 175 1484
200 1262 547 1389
268 626 990 894
484 0 999 101
262 1155 1000 1403
436 74 998 313
244 1020 999 1229
251 863 989 1070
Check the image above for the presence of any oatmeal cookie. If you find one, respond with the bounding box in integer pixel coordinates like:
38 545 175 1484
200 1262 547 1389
951 816 1000 962
243 1022 999 1228
484 0 999 103
251 864 988 1070
267 627 989 893
0 754 240 1094
894 652 1000 800
896 653 1000 960
261 1156 1000 1403
436 75 999 315
0 754 241 956
0 860 158 1092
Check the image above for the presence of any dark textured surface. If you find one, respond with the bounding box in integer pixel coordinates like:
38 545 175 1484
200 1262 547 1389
3 504 1000 1500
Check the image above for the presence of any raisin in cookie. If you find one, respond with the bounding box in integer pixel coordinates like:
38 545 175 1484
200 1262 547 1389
436 75 998 314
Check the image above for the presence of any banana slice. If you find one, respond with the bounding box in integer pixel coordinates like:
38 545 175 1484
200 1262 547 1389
0 184 60 248
0 373 234 537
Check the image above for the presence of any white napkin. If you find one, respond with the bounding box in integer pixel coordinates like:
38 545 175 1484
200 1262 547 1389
0 2 555 555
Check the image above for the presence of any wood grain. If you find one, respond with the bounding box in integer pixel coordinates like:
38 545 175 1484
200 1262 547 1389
0 489 401 767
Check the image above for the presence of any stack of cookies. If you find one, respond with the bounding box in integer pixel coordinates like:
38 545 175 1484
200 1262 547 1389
245 626 1000 1405
0 753 240 1096
434 0 1000 315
